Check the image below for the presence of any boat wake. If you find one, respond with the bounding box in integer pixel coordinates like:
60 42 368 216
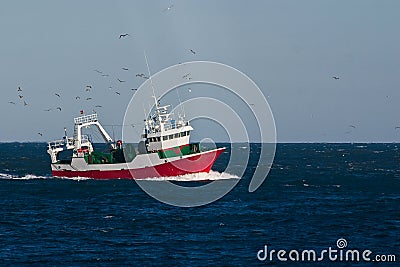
140 171 240 181
0 173 50 180
0 171 239 181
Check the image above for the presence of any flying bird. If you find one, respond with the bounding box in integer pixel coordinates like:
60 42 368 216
23 101 28 106
75 96 80 100
38 133 43 136
17 86 22 92
349 125 356 129
44 108 52 111
95 105 102 108
163 4 174 12
395 126 400 129
86 85 92 88
131 88 138 91
122 67 129 71
115 91 121 95
190 49 196 55
332 76 340 80
55 93 61 98
56 107 62 111
8 101 16 105
94 69 103 74
117 79 125 83
102 74 109 77
182 73 190 79
119 33 129 39
136 73 145 77
86 97 92 100
18 95 23 99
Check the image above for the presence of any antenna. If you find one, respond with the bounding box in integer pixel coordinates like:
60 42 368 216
144 51 158 109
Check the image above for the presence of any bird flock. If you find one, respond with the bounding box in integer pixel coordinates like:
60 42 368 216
8 4 199 140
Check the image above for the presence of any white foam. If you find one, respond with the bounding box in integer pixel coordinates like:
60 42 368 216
0 173 49 180
140 170 240 181
58 176 92 181
0 171 240 181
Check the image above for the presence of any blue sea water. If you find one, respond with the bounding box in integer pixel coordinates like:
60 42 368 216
0 143 399 266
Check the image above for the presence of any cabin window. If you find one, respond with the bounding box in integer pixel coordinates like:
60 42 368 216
163 136 168 141
174 133 180 138
157 137 161 142
182 131 186 137
186 131 190 136
169 134 173 140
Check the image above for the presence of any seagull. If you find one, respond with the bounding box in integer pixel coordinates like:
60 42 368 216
395 126 400 129
94 69 103 74
188 88 192 92
131 88 138 91
86 97 92 100
55 93 61 98
102 74 109 77
18 95 23 99
17 86 22 91
8 101 16 105
115 91 121 95
122 67 129 71
349 125 356 129
23 101 28 106
38 133 43 136
136 73 149 79
117 79 125 83
44 108 52 111
56 107 62 111
182 73 190 79
332 76 340 80
163 4 174 12
95 105 102 108
190 49 196 55
119 33 129 39
75 96 80 100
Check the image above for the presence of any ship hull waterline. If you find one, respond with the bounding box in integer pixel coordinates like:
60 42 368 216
52 148 225 179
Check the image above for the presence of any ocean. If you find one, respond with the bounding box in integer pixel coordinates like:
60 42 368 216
0 143 398 266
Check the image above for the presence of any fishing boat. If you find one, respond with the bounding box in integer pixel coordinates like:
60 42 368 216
47 99 225 179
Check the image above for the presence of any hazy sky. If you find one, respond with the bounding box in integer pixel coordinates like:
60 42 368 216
1 0 400 142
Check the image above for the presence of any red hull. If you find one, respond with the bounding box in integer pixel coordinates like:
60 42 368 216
52 148 225 179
